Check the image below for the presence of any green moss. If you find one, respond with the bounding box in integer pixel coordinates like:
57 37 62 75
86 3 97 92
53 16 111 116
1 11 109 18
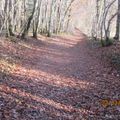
100 38 113 47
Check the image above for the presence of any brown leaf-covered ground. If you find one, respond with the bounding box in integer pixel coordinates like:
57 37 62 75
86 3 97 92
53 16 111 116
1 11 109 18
0 31 120 120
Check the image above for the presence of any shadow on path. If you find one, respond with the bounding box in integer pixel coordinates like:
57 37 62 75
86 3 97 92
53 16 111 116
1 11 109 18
0 30 120 119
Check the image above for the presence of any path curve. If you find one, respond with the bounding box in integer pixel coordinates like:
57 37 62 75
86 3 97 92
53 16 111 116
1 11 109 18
0 31 120 119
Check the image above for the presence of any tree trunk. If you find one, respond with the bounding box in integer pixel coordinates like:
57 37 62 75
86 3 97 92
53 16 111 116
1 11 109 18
47 0 54 37
8 0 14 36
114 0 120 40
33 0 42 38
21 0 37 39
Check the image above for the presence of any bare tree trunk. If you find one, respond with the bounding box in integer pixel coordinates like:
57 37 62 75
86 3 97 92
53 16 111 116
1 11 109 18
21 0 37 39
58 0 74 33
47 0 54 37
33 0 42 38
65 8 71 32
104 12 117 46
4 0 9 37
8 0 14 36
114 0 120 40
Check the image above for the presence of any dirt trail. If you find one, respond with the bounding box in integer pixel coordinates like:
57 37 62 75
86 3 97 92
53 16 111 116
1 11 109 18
0 31 120 119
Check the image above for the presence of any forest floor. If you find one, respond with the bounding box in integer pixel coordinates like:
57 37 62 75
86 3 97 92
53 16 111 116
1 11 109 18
0 30 120 120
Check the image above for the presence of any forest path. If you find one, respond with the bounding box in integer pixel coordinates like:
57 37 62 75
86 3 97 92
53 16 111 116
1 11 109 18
0 30 120 119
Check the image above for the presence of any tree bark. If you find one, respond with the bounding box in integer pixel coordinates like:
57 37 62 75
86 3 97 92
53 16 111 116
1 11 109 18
114 0 120 40
21 0 37 39
33 0 42 38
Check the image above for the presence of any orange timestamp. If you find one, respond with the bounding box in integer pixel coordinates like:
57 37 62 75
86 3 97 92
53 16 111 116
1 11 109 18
101 99 120 107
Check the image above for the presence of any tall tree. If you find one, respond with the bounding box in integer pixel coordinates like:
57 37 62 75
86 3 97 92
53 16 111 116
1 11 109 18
114 0 120 40
21 0 37 38
47 0 54 37
33 0 42 38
